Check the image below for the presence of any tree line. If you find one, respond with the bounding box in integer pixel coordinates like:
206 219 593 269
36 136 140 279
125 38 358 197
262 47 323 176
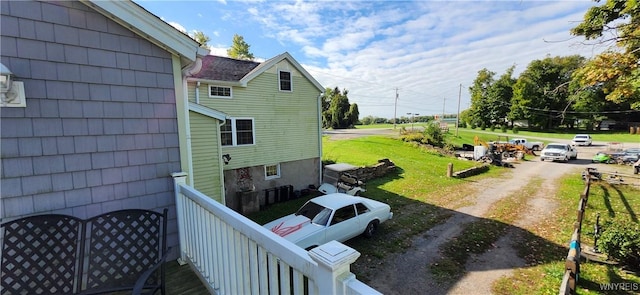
463 0 639 130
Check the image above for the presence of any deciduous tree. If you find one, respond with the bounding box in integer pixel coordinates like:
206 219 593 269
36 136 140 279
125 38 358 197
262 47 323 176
571 0 640 108
227 34 255 60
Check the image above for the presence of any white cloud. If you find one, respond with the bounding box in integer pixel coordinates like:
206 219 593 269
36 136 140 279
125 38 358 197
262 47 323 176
168 21 187 33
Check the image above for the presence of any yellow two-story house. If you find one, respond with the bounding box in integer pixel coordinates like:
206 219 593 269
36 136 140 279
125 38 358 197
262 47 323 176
183 52 324 213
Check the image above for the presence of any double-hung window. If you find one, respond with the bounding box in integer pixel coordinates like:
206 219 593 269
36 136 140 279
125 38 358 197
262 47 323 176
279 71 292 91
221 118 254 146
209 85 232 98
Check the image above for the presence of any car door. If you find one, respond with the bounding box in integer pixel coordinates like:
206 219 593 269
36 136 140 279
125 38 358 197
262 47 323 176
324 204 360 243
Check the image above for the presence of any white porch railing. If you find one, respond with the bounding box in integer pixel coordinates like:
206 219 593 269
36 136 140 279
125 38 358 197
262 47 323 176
171 172 381 295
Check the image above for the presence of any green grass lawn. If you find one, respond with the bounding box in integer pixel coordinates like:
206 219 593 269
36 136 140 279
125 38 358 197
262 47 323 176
248 131 639 291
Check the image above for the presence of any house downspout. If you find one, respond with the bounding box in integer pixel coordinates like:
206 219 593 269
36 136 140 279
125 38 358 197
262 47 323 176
173 55 194 186
218 119 227 204
195 81 200 104
317 92 324 185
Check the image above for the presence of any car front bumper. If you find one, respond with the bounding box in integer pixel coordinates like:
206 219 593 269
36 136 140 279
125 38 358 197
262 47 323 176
541 154 567 161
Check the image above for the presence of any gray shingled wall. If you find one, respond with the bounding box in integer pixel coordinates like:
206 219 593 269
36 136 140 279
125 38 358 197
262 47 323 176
0 0 181 248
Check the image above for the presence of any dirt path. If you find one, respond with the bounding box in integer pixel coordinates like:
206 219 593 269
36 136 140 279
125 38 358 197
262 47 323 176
366 159 575 295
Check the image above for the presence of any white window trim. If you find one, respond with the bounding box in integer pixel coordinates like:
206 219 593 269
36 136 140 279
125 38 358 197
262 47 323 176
264 163 281 180
208 84 233 99
222 117 255 147
278 70 292 92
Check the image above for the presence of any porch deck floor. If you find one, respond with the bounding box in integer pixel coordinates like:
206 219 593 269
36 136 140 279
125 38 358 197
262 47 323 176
165 260 210 295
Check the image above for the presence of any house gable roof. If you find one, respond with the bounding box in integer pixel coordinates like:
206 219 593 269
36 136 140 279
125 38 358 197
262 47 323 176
189 55 260 83
241 52 324 91
81 0 207 63
188 52 324 92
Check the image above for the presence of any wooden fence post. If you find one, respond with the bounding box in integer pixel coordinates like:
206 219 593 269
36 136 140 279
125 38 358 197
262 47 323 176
447 163 453 178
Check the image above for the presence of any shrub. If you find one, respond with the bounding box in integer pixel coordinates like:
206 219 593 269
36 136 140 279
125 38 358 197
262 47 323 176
470 123 476 130
489 125 496 132
400 132 426 143
423 122 445 147
480 122 486 130
597 219 640 270
501 125 507 133
512 126 520 134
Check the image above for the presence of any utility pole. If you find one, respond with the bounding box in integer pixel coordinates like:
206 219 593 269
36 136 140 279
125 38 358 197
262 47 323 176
442 97 446 122
393 88 399 129
455 83 462 136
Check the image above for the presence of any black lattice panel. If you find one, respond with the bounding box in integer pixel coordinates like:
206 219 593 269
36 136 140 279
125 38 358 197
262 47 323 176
83 209 164 292
1 215 83 295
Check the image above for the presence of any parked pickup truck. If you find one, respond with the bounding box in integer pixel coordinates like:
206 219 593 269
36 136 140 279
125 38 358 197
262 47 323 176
509 138 544 151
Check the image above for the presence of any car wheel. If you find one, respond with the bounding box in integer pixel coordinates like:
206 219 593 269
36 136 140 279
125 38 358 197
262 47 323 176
564 156 569 162
533 145 540 151
363 220 379 238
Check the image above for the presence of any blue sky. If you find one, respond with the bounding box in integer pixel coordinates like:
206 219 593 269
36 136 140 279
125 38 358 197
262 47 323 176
137 0 601 119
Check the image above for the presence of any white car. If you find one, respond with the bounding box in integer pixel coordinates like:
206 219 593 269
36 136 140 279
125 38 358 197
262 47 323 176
571 134 592 146
263 193 393 250
540 143 578 162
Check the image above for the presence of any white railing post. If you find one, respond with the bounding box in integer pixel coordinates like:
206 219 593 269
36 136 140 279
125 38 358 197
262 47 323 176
309 240 365 295
171 172 188 265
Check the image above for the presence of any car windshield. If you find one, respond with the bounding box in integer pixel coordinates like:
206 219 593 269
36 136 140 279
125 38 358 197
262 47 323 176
295 201 332 226
546 144 566 150
575 136 588 139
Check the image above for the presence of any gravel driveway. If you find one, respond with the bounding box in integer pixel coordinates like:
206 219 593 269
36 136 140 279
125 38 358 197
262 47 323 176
326 129 639 294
